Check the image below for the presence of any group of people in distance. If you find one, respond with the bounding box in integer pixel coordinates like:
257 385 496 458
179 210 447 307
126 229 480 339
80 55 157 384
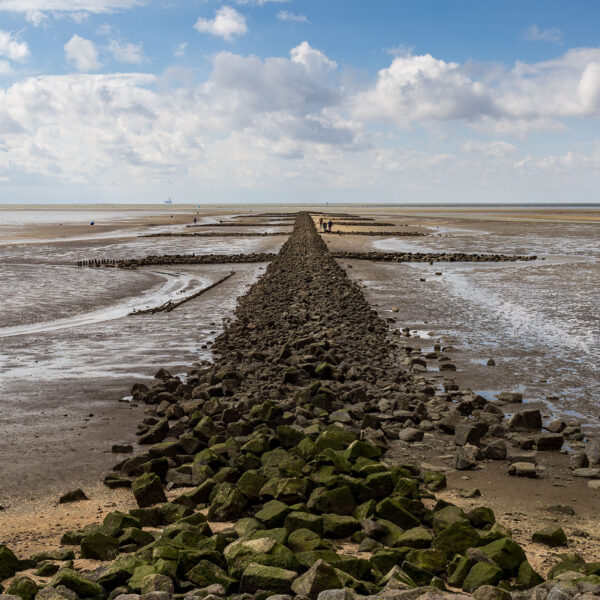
319 217 334 233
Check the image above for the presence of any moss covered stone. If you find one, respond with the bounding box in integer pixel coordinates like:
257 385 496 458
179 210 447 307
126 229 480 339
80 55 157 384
131 472 167 508
6 576 38 600
516 561 545 589
51 568 104 597
80 532 119 561
532 526 568 547
186 560 236 591
224 537 299 579
0 545 20 581
480 537 526 576
463 563 503 592
432 521 480 557
240 562 298 594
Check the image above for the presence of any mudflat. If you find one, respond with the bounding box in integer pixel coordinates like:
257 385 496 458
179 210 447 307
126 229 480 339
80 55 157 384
0 205 598 597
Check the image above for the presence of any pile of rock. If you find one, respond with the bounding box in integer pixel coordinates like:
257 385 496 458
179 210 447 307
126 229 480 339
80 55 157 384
114 254 276 269
331 252 537 263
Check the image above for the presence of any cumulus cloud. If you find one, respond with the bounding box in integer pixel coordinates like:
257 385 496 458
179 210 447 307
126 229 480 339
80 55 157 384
194 6 247 41
277 10 308 23
353 47 600 129
64 34 100 71
0 42 357 186
0 30 30 62
524 24 561 43
4 42 600 202
108 38 145 63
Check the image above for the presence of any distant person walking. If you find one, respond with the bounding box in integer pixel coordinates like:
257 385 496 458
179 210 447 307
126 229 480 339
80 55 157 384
322 221 327 233
193 217 197 224
319 217 323 228
327 219 333 233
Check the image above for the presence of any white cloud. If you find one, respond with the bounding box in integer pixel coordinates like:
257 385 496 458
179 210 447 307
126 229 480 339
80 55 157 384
173 42 187 58
0 0 142 12
462 140 517 158
108 39 145 63
194 6 247 42
353 47 600 130
0 0 143 24
0 30 30 62
0 59 13 75
64 34 100 71
291 41 336 74
524 24 561 43
277 10 307 23
3 42 600 204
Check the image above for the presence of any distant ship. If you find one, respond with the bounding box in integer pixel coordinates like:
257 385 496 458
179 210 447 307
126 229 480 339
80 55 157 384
164 197 173 204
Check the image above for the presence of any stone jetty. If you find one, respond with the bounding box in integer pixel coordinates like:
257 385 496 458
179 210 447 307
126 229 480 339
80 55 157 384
3 214 598 600
331 252 537 263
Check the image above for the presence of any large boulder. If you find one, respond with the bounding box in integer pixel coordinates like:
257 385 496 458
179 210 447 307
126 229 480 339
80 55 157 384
80 532 119 561
224 537 299 579
291 560 351 600
132 473 167 508
6 577 37 600
463 563 503 592
532 526 568 547
50 569 104 598
208 483 247 521
240 563 298 594
0 546 19 581
480 537 526 576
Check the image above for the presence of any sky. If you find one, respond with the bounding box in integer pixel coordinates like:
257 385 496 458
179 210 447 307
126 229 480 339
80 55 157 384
1 1 600 204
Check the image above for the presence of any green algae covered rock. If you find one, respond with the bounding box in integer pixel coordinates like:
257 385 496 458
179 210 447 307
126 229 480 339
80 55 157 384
287 529 325 552
463 562 503 592
51 569 103 597
237 470 266 499
322 514 360 538
186 560 236 591
6 576 38 600
532 526 568 547
285 511 323 534
516 560 545 589
447 555 474 587
102 511 141 537
240 562 298 594
432 521 480 557
208 483 247 521
376 497 420 529
308 486 356 515
80 532 119 561
255 499 292 528
397 527 433 549
131 472 167 508
423 472 447 491
480 537 526 576
0 545 20 581
224 537 299 579
432 505 468 534
291 559 355 599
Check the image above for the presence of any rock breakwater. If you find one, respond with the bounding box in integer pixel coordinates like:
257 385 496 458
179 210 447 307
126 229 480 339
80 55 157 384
2 214 598 600
331 252 538 263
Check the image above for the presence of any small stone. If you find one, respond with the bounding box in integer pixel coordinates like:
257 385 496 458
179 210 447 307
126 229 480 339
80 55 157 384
532 526 568 547
58 489 88 504
508 462 537 478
